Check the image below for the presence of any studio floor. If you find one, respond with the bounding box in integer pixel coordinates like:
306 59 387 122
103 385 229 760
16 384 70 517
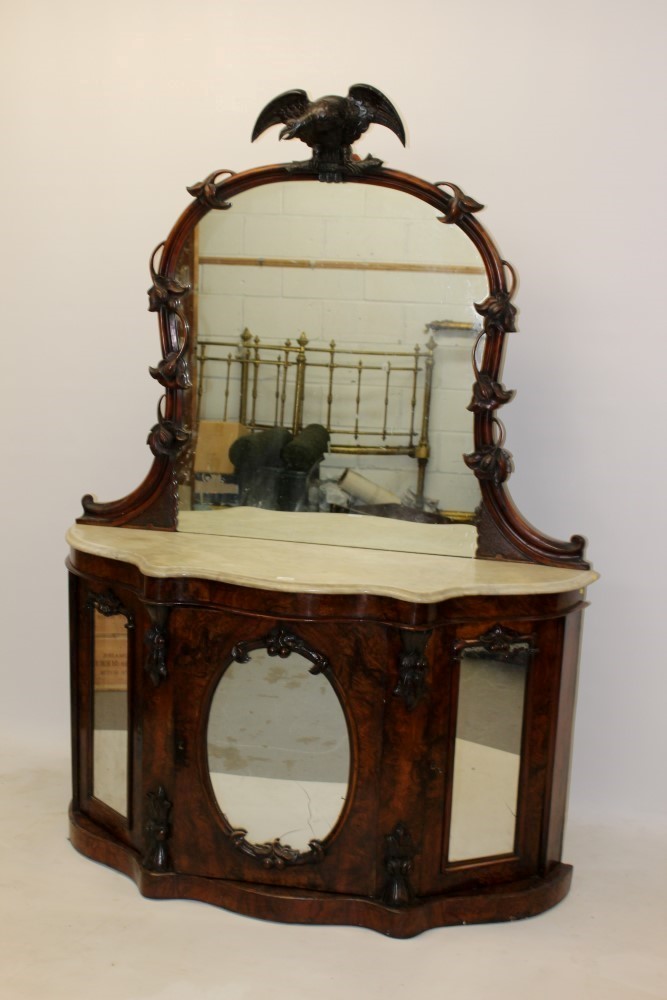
1 738 665 1000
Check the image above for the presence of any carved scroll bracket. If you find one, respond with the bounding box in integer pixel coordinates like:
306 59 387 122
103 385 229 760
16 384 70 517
86 590 134 629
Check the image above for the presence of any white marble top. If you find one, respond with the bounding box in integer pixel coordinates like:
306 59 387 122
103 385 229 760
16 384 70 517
67 522 597 605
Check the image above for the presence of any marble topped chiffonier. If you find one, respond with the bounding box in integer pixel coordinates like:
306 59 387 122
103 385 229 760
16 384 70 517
68 86 596 937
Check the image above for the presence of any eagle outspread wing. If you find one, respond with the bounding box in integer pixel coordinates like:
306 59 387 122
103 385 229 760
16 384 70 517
347 84 406 146
251 90 310 142
251 85 405 148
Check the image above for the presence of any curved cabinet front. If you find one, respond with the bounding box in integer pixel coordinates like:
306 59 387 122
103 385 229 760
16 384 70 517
68 546 586 937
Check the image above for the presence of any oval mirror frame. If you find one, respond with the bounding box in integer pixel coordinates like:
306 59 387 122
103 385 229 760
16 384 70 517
78 146 588 569
206 626 351 859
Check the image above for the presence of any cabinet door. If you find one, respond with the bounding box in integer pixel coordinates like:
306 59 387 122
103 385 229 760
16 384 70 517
70 572 140 846
167 608 387 894
417 611 576 894
448 623 533 861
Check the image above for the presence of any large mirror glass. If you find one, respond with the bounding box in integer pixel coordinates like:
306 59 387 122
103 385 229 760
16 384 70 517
176 181 487 554
92 608 129 815
448 639 529 862
207 645 350 852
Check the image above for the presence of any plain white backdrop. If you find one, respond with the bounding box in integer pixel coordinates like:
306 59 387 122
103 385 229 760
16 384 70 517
1 0 665 834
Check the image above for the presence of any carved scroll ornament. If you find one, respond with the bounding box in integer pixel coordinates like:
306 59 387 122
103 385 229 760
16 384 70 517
86 590 134 629
453 623 536 663
230 830 325 869
232 624 330 677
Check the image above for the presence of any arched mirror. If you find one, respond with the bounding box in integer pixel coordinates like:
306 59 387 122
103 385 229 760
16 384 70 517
79 84 589 571
174 180 487 550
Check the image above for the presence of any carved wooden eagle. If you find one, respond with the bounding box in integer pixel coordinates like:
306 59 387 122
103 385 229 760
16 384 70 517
251 85 406 182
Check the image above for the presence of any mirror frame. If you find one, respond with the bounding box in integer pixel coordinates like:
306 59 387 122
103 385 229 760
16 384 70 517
78 159 588 569
204 623 352 859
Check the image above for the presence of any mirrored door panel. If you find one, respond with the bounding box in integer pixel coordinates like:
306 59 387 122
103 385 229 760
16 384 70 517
91 602 132 816
448 636 530 862
207 640 350 854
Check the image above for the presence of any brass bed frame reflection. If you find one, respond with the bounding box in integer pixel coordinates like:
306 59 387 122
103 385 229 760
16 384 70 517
196 329 439 496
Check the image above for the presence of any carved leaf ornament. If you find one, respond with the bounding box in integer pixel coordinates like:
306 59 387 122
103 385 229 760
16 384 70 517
230 830 325 869
143 786 172 872
232 624 330 677
147 243 192 391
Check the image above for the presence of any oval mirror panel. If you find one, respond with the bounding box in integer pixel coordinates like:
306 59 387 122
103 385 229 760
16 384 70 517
207 643 350 853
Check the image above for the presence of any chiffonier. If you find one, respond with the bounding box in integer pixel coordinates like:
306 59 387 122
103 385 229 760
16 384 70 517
68 86 596 936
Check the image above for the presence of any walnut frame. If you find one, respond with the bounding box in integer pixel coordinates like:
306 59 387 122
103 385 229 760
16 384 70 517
68 550 588 936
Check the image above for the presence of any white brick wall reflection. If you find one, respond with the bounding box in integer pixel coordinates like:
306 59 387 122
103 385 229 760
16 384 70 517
195 182 487 512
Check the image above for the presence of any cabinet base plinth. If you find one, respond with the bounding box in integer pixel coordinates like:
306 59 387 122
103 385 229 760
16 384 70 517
69 806 573 938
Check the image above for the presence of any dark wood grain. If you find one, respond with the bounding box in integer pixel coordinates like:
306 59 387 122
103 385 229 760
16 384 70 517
70 806 573 937
68 551 587 936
